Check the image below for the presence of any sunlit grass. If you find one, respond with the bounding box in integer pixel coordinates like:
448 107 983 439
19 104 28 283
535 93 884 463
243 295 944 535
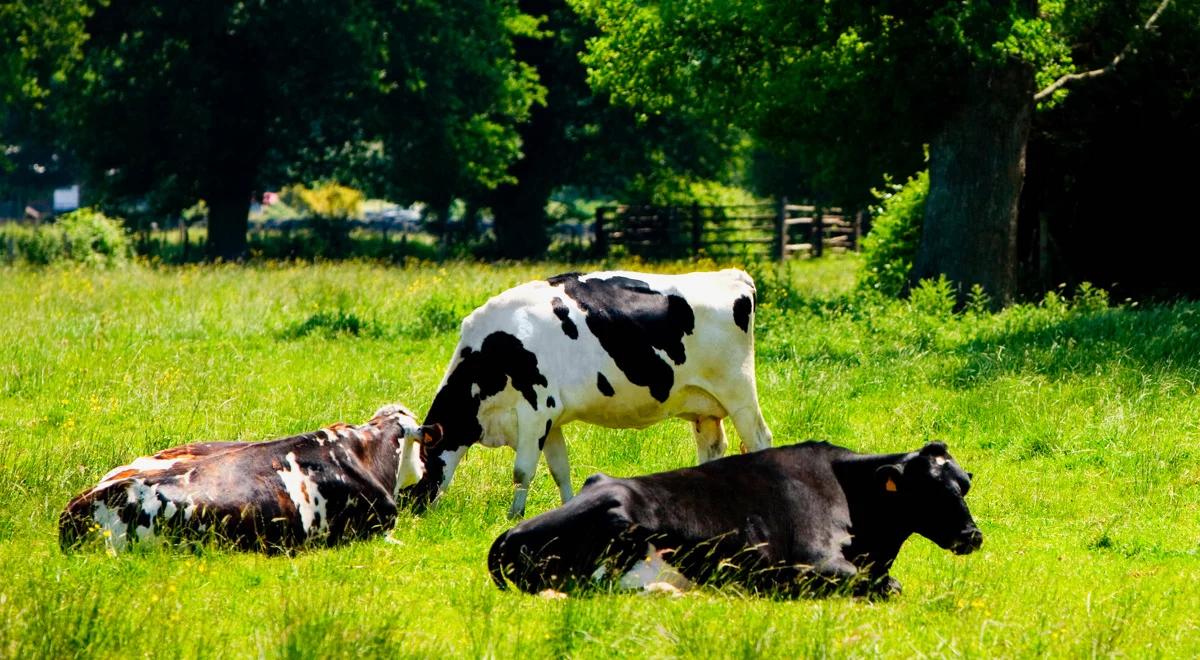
1 255 1198 656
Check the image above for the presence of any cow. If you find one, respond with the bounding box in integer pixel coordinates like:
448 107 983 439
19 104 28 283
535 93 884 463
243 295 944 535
401 269 773 519
487 441 982 598
59 404 425 554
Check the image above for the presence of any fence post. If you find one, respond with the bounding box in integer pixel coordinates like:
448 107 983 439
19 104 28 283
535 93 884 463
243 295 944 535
852 210 863 251
180 217 189 262
813 207 825 258
594 207 608 257
774 197 787 261
691 203 702 257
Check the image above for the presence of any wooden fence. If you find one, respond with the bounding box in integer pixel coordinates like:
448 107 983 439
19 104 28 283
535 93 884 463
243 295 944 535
593 199 862 260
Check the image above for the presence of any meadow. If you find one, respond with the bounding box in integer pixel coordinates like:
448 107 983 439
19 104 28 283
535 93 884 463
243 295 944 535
1 256 1199 657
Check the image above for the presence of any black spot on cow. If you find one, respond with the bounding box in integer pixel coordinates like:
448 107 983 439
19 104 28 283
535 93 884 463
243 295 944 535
537 420 553 450
596 372 615 397
548 273 695 403
733 295 753 333
546 396 556 409
550 297 578 340
424 331 549 455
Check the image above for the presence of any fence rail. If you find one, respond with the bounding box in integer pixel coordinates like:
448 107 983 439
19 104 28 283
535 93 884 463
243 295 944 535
594 199 861 261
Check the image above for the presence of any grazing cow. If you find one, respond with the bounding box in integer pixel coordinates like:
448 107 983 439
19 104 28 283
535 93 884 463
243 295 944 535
488 441 982 598
60 404 425 553
402 269 773 518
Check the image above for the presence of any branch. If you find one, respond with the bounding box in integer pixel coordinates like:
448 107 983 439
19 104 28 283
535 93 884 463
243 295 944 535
1034 0 1174 103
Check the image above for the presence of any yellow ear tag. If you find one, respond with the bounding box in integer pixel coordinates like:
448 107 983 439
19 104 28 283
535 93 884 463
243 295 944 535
423 432 434 445
885 478 898 492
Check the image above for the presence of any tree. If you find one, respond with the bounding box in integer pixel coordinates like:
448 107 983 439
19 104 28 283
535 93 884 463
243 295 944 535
0 0 88 194
62 0 387 259
482 0 743 258
576 0 1175 303
62 0 540 261
1022 0 1200 299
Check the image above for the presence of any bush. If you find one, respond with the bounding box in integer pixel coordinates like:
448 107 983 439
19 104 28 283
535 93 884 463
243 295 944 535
2 208 132 267
859 170 928 297
58 208 133 266
280 183 364 219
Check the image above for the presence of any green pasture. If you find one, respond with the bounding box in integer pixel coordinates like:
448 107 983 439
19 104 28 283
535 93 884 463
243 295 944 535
1 256 1198 657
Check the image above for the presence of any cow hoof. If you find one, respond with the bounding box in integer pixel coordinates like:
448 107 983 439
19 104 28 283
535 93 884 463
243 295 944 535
871 576 902 599
537 589 568 600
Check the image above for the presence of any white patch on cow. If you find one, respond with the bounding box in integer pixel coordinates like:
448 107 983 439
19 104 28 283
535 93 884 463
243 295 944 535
163 500 178 520
618 544 692 592
275 452 329 538
395 437 425 494
93 456 179 491
437 446 469 493
935 456 948 466
183 495 197 520
92 501 128 554
470 383 481 398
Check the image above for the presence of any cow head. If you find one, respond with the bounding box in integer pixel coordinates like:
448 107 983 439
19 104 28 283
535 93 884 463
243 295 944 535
877 442 982 555
370 404 429 494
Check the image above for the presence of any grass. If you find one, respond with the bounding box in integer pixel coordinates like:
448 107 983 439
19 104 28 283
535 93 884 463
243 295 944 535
1 255 1199 657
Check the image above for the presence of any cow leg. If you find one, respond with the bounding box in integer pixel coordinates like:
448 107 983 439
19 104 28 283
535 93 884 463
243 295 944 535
509 425 543 520
541 426 574 504
691 416 728 463
726 402 772 453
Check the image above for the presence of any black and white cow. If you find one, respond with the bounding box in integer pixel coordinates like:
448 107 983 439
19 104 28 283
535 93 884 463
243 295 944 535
402 269 773 518
60 404 425 553
488 441 982 597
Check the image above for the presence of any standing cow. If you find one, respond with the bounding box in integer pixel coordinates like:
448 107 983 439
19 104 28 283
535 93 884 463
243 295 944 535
402 269 773 518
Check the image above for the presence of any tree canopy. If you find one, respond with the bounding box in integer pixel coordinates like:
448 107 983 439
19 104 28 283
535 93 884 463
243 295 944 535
54 0 541 259
575 0 1179 302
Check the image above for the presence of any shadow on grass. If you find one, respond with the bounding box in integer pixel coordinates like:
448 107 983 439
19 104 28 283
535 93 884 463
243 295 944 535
949 303 1200 387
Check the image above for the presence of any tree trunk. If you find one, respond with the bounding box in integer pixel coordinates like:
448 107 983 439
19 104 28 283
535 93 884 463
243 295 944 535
490 180 551 259
912 62 1035 306
205 188 250 261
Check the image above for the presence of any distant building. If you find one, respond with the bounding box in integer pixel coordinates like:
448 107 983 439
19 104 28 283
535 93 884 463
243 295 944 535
53 185 81 212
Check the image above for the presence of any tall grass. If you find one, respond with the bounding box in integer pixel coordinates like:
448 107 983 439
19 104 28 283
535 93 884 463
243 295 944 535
1 255 1198 656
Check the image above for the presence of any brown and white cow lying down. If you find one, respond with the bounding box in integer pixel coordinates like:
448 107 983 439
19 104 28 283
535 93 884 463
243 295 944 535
488 441 982 598
405 269 773 519
60 404 425 553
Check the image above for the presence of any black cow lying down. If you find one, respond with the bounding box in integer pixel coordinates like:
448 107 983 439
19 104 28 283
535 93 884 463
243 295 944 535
60 404 425 553
489 441 981 597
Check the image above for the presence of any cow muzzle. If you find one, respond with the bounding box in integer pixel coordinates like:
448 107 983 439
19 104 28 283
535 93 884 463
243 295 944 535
950 527 983 555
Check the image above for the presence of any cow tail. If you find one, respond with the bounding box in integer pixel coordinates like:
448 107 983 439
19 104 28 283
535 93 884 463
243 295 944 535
58 496 93 552
487 530 510 590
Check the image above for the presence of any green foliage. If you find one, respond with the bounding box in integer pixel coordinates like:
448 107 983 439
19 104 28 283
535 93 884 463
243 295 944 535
574 0 1170 209
908 275 957 318
858 170 928 297
1 259 1199 655
1 208 131 266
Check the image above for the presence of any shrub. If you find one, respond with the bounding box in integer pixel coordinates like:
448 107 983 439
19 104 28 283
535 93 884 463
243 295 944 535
58 208 133 266
3 208 131 266
281 183 364 220
859 170 928 297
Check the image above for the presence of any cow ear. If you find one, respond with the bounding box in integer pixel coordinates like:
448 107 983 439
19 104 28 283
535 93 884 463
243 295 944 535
876 464 904 494
418 423 443 447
